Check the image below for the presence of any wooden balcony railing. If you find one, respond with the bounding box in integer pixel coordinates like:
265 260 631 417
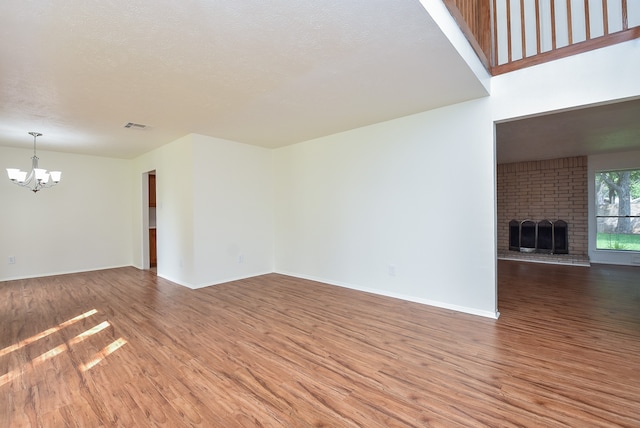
443 0 640 75
442 0 493 69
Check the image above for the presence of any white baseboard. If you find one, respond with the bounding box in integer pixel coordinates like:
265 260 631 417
0 264 131 283
157 270 274 290
275 270 500 319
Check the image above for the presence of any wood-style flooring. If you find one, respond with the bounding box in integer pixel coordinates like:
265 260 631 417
1 261 639 427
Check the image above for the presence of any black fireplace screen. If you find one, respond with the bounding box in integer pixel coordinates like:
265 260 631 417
509 219 568 254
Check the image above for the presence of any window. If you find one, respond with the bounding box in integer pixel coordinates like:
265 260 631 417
595 169 640 251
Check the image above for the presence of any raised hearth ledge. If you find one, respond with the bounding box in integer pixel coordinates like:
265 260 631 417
497 251 590 266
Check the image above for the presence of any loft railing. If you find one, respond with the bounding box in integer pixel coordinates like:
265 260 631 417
443 0 640 75
443 0 493 69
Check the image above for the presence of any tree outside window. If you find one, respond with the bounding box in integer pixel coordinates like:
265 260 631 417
595 170 640 251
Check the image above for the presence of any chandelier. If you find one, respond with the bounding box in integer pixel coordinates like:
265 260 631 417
6 132 62 193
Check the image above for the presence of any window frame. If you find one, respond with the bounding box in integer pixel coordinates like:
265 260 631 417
594 168 640 252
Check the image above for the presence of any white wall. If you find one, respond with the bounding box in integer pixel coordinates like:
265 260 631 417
588 150 640 265
0 146 132 281
131 134 197 287
273 99 498 318
131 134 274 289
269 39 640 316
491 39 640 123
152 135 197 286
191 134 274 287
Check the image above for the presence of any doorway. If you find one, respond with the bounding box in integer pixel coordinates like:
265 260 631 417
144 171 157 270
149 172 157 268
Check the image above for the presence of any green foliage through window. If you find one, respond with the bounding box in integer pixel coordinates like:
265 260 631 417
595 169 640 251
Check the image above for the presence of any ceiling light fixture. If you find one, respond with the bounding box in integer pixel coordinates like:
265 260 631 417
6 132 62 193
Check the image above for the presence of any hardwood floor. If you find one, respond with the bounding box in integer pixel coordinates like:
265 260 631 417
1 261 639 427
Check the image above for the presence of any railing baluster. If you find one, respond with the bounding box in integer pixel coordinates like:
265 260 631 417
567 0 573 44
622 0 628 30
521 0 527 58
493 0 499 66
603 0 609 35
507 0 513 62
536 0 542 54
584 0 591 39
551 0 558 50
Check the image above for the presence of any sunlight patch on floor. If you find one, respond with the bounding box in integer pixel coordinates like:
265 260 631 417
0 308 98 358
80 338 128 372
0 309 127 386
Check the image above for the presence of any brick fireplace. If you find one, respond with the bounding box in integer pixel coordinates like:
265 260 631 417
497 156 589 265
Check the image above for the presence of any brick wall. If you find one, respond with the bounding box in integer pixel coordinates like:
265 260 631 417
497 156 588 259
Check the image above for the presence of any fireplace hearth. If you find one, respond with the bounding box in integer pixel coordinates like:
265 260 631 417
509 219 568 254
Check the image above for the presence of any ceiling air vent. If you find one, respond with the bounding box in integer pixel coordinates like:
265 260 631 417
124 122 147 129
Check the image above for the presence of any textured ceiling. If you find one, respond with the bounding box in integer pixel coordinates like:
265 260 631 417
496 97 640 164
0 0 489 159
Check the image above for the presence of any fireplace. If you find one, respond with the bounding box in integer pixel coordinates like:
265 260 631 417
509 219 568 254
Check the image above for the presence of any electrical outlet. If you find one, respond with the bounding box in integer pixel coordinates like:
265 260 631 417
388 264 396 277
238 254 244 264
8 256 16 264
